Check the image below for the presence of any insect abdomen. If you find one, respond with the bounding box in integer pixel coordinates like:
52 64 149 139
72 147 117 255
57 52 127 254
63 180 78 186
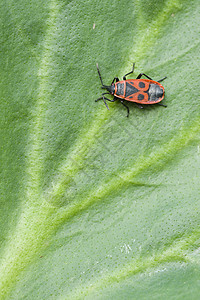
148 84 164 102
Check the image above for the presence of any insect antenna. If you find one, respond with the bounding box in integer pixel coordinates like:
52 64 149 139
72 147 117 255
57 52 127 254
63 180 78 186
96 63 104 86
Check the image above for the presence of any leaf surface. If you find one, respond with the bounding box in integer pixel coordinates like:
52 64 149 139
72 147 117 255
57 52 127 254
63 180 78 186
0 0 200 298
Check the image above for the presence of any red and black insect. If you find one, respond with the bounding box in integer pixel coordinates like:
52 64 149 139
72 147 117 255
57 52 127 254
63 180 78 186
95 63 167 117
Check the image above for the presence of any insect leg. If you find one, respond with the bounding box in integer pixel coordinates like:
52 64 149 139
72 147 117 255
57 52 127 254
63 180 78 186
157 103 167 107
95 92 110 101
105 96 118 102
111 77 119 84
95 93 117 110
157 76 167 82
102 97 109 110
135 103 144 109
120 100 129 117
123 63 135 80
96 94 118 102
136 73 153 80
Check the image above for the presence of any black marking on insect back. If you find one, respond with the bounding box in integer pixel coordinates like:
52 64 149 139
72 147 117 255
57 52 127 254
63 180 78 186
148 84 164 101
116 82 125 96
139 81 145 88
125 82 139 97
156 86 164 98
138 94 144 100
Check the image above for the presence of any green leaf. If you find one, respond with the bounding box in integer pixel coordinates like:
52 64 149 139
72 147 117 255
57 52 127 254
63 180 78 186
1 0 200 298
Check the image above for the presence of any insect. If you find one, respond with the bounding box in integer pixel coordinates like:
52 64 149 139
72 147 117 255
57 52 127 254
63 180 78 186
95 63 167 117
